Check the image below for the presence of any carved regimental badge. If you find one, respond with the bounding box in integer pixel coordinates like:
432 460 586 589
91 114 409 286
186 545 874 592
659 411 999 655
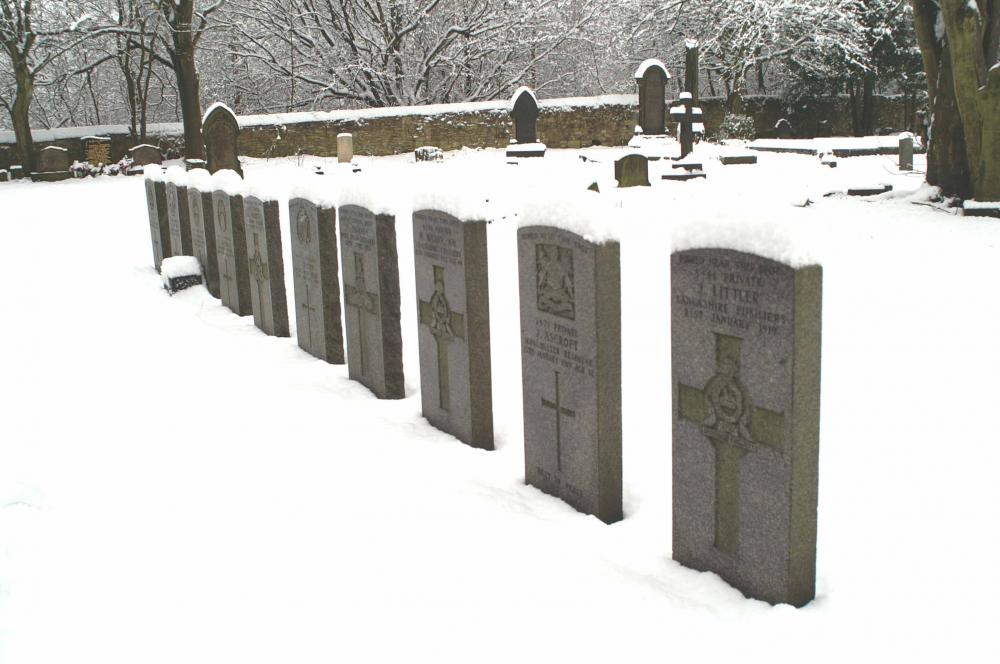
216 204 228 232
296 206 312 245
536 243 575 320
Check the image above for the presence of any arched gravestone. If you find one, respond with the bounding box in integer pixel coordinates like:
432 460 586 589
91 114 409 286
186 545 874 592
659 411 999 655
518 226 622 524
634 59 670 136
671 248 822 607
202 103 243 177
614 153 649 188
412 209 494 450
290 198 345 364
510 87 539 144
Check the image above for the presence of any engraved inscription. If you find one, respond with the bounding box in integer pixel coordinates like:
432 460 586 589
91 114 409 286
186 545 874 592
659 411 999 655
295 206 311 245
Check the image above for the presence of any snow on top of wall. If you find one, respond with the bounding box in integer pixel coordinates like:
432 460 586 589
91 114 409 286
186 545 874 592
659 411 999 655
634 59 670 80
211 169 245 196
509 86 538 106
203 102 237 125
518 190 622 244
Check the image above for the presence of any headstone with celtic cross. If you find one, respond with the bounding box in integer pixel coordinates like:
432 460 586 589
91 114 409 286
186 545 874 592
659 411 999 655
669 93 703 160
187 181 220 298
672 248 822 607
243 195 289 337
166 180 193 256
144 177 171 271
339 204 404 399
518 226 622 524
212 190 252 316
290 198 345 363
413 209 494 449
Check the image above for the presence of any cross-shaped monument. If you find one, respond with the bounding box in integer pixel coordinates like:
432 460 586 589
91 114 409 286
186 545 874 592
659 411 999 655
418 265 466 412
541 370 577 472
677 332 785 555
343 252 380 378
669 93 703 160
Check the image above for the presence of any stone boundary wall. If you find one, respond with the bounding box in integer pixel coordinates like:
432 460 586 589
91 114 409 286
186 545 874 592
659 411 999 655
0 94 913 170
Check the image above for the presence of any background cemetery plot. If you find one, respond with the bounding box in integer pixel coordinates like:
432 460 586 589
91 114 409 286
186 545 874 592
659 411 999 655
2 144 1000 663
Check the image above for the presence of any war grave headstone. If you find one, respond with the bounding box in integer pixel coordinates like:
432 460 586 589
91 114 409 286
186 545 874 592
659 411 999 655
84 136 111 165
339 204 404 399
145 177 171 271
413 209 494 450
165 180 194 256
31 146 71 182
614 153 650 188
203 103 244 177
669 93 703 160
338 133 354 164
671 248 821 607
507 87 546 158
187 181 221 298
243 196 290 337
518 226 622 524
213 190 252 316
289 198 345 363
635 59 670 136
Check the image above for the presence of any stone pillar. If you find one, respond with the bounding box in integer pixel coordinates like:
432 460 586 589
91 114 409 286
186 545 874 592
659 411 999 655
337 133 354 163
899 134 914 171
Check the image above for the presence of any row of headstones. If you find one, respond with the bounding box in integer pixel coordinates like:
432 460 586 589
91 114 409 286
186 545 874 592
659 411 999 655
1 143 164 183
144 172 823 608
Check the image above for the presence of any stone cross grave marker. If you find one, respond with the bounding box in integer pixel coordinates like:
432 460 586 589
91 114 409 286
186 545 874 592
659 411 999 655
339 204 404 399
635 60 669 135
165 182 193 256
188 186 220 298
290 198 345 363
669 93 703 160
203 104 243 177
212 190 252 315
243 196 290 337
518 226 622 524
413 209 494 450
614 153 650 188
672 248 821 607
145 179 171 271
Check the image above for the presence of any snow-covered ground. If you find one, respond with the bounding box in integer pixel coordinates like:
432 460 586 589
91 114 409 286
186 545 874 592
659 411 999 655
1 142 998 663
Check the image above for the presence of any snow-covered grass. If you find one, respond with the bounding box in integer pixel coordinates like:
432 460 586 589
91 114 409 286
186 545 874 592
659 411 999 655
1 142 999 663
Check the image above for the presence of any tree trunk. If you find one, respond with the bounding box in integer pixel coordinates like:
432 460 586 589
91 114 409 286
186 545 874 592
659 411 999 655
169 5 205 161
861 72 876 135
10 61 35 171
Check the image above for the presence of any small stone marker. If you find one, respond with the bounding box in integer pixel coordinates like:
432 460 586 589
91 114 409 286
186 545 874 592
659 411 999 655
243 196 290 337
847 184 892 197
614 153 649 188
413 209 494 450
719 154 758 166
518 226 622 524
899 134 914 171
145 178 171 270
129 144 163 167
0 169 8 183
32 146 71 181
339 204 404 399
9 165 24 180
816 120 832 138
165 181 194 256
337 133 353 163
161 256 203 295
213 190 252 316
289 198 345 363
635 59 670 136
84 136 111 165
203 104 243 177
775 119 794 139
672 248 822 606
187 185 220 298
669 93 703 159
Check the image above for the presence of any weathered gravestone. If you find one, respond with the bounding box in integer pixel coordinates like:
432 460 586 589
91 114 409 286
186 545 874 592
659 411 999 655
507 88 546 158
213 190 252 316
339 204 404 399
289 198 345 363
614 153 650 188
187 182 220 298
129 144 163 166
337 133 353 164
32 146 71 182
899 134 914 171
243 196 290 337
634 59 670 136
413 209 494 450
203 104 243 177
144 178 171 271
165 180 194 256
518 226 622 524
671 248 822 607
775 119 794 139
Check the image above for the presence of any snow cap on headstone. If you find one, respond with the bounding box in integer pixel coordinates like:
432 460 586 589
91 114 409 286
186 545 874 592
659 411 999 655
634 59 670 80
202 102 239 126
510 86 538 106
211 168 245 196
518 190 622 244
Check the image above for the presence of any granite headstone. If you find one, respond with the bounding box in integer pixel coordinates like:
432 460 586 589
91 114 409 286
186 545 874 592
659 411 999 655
213 190 252 315
413 209 494 450
290 198 345 363
671 248 821 607
243 196 290 337
203 104 243 177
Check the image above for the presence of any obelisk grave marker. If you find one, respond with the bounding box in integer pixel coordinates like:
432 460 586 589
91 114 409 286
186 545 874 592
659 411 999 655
243 196 290 337
672 248 821 607
518 226 622 524
413 209 494 450
290 198 345 363
339 204 404 399
213 190 252 316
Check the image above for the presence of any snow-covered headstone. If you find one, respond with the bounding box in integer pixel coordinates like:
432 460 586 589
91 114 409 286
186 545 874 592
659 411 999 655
614 153 649 188
187 183 220 298
507 88 546 158
775 119 794 139
339 204 404 399
213 190 252 316
166 180 193 256
518 225 622 524
634 59 670 136
32 146 71 182
672 248 822 607
203 104 243 177
129 144 162 168
412 209 494 450
144 177 171 271
243 196 290 337
290 198 345 364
